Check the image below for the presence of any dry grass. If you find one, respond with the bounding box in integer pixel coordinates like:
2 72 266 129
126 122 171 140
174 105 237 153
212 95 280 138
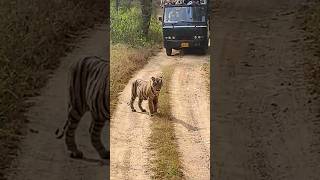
302 1 320 95
201 63 210 92
110 0 162 114
0 0 106 178
148 65 184 179
110 44 159 113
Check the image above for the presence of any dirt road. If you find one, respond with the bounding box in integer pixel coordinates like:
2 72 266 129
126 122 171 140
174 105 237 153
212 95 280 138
212 0 320 179
5 25 109 180
110 49 210 179
170 57 210 179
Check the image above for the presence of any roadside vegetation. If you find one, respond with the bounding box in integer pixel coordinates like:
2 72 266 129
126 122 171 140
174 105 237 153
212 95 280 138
148 66 184 179
0 0 106 178
302 1 320 95
110 45 155 112
110 0 162 113
201 63 210 92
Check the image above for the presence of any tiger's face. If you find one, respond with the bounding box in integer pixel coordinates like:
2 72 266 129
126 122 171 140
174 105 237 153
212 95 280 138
151 76 163 96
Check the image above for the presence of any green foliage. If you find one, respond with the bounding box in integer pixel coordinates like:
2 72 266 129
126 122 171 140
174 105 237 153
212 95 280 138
110 4 162 47
149 16 163 44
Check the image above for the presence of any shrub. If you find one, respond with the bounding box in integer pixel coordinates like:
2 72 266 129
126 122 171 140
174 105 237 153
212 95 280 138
110 3 162 47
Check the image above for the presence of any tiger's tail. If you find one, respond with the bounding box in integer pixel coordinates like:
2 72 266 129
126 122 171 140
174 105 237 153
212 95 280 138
127 80 138 106
55 120 69 139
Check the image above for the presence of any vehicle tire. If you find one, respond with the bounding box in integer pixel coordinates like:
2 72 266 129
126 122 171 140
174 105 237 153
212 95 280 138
201 47 207 55
166 48 172 56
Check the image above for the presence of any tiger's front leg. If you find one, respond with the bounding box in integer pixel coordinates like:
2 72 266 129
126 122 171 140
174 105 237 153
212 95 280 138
153 97 158 113
148 98 155 116
138 98 147 112
130 95 136 112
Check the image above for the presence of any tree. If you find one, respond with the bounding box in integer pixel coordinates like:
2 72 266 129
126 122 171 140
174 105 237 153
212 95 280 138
140 0 152 36
116 0 120 12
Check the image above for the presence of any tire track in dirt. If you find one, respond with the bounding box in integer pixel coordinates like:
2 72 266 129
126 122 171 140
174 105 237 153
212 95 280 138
5 25 109 180
170 56 210 179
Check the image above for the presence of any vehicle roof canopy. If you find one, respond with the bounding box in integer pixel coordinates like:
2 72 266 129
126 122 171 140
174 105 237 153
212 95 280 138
164 4 207 7
163 0 207 7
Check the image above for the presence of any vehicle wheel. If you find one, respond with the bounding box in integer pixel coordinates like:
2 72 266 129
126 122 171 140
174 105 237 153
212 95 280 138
166 48 172 56
201 48 207 55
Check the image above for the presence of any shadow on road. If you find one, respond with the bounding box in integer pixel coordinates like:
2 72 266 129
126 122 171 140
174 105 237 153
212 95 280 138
172 117 199 131
170 46 211 57
71 156 109 166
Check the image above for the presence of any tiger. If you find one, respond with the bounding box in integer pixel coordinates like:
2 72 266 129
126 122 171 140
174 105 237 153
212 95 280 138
129 76 163 116
55 56 109 160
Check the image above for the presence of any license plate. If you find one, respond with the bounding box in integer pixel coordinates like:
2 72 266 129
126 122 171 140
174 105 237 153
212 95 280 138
181 42 189 48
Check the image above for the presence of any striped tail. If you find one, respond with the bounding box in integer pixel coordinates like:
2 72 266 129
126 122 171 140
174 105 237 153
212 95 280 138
132 80 138 96
127 80 138 106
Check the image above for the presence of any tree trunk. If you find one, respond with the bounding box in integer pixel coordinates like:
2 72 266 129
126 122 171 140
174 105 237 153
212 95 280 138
126 0 133 8
116 0 120 12
140 0 152 36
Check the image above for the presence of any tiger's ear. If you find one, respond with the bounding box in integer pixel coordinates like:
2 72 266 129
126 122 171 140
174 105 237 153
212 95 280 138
151 76 156 82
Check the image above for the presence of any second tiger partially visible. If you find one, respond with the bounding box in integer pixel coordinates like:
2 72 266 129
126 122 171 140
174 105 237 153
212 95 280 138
55 56 109 160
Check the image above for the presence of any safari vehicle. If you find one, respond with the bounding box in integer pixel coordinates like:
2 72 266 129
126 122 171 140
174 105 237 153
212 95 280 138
159 1 209 56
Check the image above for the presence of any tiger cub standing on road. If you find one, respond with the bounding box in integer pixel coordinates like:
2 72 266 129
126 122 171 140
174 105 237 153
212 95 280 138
55 56 109 160
129 76 163 116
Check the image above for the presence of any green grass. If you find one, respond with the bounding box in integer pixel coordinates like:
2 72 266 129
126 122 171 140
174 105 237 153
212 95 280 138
148 66 184 179
110 1 162 47
110 1 162 114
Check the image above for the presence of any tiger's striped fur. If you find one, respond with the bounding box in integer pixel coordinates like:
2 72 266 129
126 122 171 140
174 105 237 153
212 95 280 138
55 56 109 159
129 76 163 116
